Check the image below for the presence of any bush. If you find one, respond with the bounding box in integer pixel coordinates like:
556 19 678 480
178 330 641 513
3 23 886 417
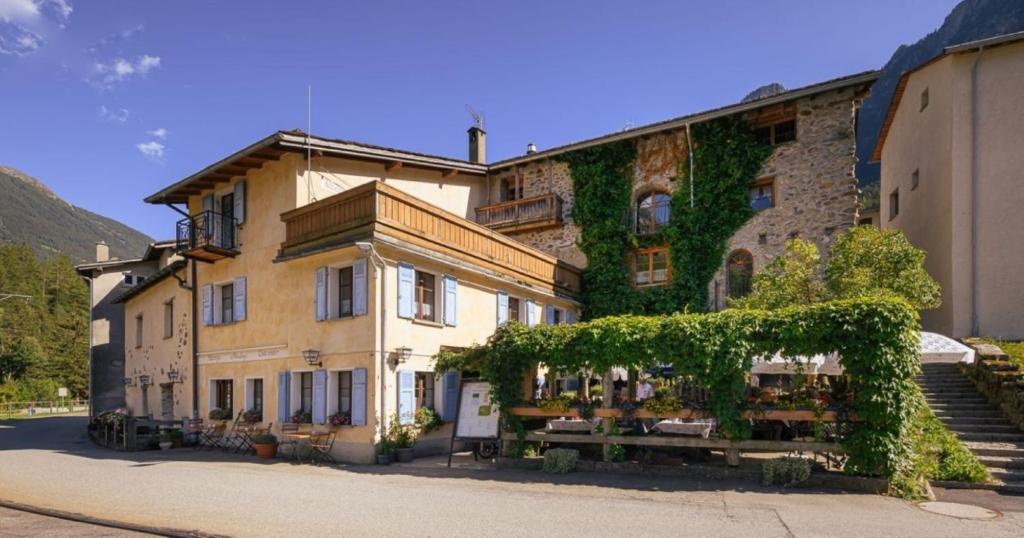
542 448 579 474
252 433 277 445
328 412 351 427
208 408 233 421
291 411 312 424
762 457 812 487
386 413 417 449
415 407 443 433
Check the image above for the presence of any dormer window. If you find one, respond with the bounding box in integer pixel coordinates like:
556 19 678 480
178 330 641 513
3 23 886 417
636 192 671 235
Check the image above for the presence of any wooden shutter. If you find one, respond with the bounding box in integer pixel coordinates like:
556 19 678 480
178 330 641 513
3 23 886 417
352 258 368 316
442 275 458 326
566 309 575 324
233 276 246 321
233 180 246 224
312 369 328 424
545 304 555 324
526 299 537 327
398 370 415 425
441 371 459 422
277 371 291 423
315 267 328 321
351 368 367 426
496 292 509 326
201 284 213 325
202 194 214 213
397 263 414 319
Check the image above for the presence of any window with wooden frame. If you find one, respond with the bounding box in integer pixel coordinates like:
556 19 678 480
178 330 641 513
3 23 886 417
214 379 233 412
507 296 521 323
754 120 797 145
749 177 775 211
300 372 313 413
726 250 754 299
252 378 263 412
337 371 352 416
634 247 670 287
636 191 672 235
163 300 174 339
415 372 435 411
501 176 521 202
415 270 436 322
338 266 354 317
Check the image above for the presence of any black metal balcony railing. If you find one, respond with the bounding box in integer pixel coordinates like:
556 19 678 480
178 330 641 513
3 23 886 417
176 211 239 261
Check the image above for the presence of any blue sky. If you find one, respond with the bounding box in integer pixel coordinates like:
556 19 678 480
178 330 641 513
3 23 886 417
0 0 960 240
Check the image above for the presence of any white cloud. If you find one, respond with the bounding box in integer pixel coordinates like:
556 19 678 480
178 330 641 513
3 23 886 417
88 24 143 53
39 0 71 23
97 105 129 123
136 140 165 159
0 21 41 55
0 1 72 55
91 55 161 88
148 127 167 139
0 0 41 23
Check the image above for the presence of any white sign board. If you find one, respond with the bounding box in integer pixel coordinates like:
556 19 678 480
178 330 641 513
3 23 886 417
454 381 499 440
58 387 68 398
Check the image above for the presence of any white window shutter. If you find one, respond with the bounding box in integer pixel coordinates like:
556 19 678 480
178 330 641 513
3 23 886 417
566 308 575 324
233 276 247 321
397 263 414 319
201 284 213 325
233 180 246 224
353 258 368 316
496 292 509 326
443 275 458 326
315 267 328 321
201 194 214 213
526 300 537 327
545 304 555 324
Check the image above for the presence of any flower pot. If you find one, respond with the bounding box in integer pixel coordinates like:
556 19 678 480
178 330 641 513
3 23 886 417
377 453 393 465
159 441 173 450
255 443 278 459
396 447 415 463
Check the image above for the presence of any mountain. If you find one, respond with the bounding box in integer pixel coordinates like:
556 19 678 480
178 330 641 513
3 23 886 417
856 0 1024 186
742 83 787 103
0 166 153 263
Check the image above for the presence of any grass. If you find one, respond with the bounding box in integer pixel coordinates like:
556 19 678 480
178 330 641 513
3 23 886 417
979 338 1024 367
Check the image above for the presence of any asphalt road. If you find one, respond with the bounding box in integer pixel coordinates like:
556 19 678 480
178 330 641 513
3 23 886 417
1 417 1022 537
0 506 152 537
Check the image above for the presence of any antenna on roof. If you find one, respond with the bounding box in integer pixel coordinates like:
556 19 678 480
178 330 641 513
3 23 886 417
465 104 484 130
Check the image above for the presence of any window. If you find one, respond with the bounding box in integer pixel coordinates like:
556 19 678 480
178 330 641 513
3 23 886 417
163 300 173 339
507 297 520 323
634 247 670 286
726 250 754 299
214 380 233 412
135 314 143 348
415 372 435 411
550 308 564 325
337 371 353 415
636 192 671 234
220 192 236 248
338 266 353 317
858 217 874 226
911 169 920 191
136 276 146 284
124 274 144 285
300 372 313 413
920 88 929 111
220 283 234 323
889 188 899 221
749 177 775 211
758 233 768 245
415 270 435 321
501 177 520 202
754 119 797 145
252 379 263 412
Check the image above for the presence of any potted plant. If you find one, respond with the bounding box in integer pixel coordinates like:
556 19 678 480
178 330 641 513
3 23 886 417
328 412 351 428
208 408 233 422
242 407 263 424
291 410 312 424
252 433 278 459
391 414 417 462
158 431 174 451
167 428 184 448
377 438 395 465
414 407 442 434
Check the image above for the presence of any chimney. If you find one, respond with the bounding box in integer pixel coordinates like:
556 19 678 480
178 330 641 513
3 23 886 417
95 241 110 263
526 143 538 155
468 126 486 164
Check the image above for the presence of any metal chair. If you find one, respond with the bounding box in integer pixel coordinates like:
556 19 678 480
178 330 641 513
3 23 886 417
220 412 245 451
278 422 301 461
307 430 337 466
198 422 226 449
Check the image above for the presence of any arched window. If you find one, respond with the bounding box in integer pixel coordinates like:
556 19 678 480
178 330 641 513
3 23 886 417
636 192 671 234
726 250 753 298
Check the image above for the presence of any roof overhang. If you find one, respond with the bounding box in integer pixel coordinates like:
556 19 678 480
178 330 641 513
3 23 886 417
144 131 488 205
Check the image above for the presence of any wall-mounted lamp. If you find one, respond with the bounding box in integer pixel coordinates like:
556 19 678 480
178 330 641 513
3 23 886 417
388 346 413 369
138 374 151 386
302 348 322 367
167 368 181 383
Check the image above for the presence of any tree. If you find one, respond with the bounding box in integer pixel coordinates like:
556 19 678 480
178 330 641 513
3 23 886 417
735 226 941 311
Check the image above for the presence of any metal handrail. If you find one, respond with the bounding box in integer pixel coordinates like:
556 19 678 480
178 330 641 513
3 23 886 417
176 210 239 252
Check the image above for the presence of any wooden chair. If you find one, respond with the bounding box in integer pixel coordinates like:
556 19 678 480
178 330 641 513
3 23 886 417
307 430 337 466
220 412 245 450
199 422 226 449
278 423 301 461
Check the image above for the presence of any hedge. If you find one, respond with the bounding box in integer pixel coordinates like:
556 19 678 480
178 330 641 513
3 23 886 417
437 297 920 479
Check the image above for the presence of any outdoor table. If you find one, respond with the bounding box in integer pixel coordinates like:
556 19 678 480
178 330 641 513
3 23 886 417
280 432 313 462
652 419 714 439
546 418 598 433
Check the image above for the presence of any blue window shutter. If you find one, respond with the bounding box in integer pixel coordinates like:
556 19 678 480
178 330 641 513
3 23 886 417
312 369 328 424
526 299 537 327
398 370 415 425
233 276 247 321
496 292 509 326
443 275 458 326
397 263 414 319
352 258 368 316
201 284 213 325
315 267 328 321
566 308 575 324
277 371 291 423
351 368 367 426
441 371 459 422
545 304 555 324
233 180 246 224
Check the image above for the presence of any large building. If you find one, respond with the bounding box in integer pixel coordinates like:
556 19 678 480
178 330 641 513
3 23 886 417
124 70 876 461
873 32 1024 339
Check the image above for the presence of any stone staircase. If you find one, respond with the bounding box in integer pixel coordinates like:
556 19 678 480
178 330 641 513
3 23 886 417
916 362 1024 494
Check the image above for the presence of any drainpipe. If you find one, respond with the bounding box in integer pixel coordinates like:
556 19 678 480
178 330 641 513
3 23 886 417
969 47 985 336
357 242 388 439
685 123 695 208
165 202 199 418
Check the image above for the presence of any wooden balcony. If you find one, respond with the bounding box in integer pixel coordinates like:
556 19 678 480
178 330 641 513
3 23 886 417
475 193 563 233
278 181 581 296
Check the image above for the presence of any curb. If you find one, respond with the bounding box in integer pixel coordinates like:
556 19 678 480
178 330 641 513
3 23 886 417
0 499 224 538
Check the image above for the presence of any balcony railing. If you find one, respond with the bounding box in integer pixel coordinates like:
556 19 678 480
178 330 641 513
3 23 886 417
475 193 563 233
279 182 581 296
176 210 239 262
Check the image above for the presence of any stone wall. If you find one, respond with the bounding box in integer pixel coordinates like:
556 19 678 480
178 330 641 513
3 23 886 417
961 340 1024 431
488 85 866 310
